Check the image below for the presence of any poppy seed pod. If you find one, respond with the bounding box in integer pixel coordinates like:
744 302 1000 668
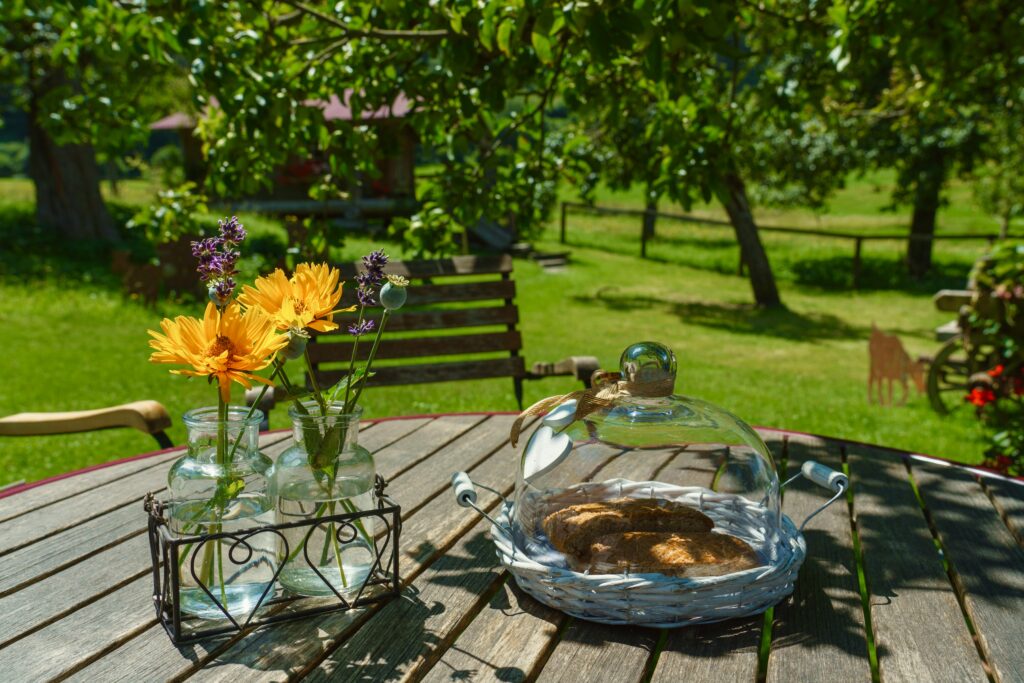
280 329 310 360
380 282 407 311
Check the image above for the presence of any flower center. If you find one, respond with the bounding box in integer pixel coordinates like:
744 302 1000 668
207 335 235 358
289 297 308 315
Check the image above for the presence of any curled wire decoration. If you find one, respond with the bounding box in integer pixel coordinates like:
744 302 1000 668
334 520 360 545
300 521 352 607
146 489 400 645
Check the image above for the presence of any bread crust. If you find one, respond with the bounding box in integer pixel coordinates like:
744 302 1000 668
542 498 715 559
578 531 761 577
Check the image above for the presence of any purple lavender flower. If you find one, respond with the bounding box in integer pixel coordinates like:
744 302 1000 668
357 286 376 307
193 217 247 303
218 216 246 245
214 277 236 301
361 249 388 286
348 319 376 337
191 237 222 260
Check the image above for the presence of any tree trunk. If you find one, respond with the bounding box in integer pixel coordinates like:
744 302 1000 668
719 172 782 308
642 197 657 240
27 86 118 243
906 147 945 279
1000 210 1010 240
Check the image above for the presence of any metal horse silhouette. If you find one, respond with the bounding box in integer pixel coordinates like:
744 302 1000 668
868 324 925 405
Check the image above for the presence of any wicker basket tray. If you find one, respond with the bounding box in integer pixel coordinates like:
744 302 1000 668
452 463 844 628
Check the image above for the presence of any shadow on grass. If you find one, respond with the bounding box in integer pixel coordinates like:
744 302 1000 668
790 255 972 293
578 287 860 342
0 203 126 289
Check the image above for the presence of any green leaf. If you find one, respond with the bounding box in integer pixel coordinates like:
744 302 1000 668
532 29 553 64
497 20 513 56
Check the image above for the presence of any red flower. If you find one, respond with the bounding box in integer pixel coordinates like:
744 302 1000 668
966 388 997 407
984 455 1014 473
1015 377 1024 396
988 364 1005 378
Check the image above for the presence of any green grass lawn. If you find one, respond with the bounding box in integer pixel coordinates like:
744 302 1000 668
0 174 991 486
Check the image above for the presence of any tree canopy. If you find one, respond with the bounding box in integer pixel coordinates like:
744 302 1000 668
5 0 1024 302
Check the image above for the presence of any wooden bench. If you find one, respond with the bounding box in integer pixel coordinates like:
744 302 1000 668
932 288 972 341
251 255 597 421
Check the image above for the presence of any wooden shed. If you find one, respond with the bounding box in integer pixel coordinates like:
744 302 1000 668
150 91 418 221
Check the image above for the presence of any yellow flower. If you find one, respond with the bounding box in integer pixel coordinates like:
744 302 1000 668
148 302 288 402
237 262 354 333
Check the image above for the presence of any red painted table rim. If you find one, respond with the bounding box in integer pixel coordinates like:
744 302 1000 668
2 412 1020 501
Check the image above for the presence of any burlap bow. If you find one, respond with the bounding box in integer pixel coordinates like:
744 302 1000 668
509 371 675 447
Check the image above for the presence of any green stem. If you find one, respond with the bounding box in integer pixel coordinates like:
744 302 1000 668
216 524 227 607
304 347 328 417
217 396 228 466
226 363 284 462
342 305 366 410
348 310 390 412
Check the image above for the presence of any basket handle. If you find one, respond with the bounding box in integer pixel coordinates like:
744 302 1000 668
781 460 849 531
450 472 508 529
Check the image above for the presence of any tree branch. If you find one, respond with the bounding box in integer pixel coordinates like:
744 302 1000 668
279 0 449 40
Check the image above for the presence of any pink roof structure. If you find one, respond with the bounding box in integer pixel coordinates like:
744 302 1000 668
150 91 412 130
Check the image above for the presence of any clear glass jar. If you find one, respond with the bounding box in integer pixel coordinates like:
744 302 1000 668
512 342 780 577
269 402 377 597
167 406 276 620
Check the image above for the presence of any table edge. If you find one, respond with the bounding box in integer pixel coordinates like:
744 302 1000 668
4 413 1019 502
0 411 520 501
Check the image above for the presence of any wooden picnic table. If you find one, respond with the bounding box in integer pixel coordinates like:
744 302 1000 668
1 413 1022 682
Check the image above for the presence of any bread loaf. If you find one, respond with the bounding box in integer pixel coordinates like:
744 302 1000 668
542 498 714 559
579 530 761 577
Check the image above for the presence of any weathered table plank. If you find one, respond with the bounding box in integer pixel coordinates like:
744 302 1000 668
0 448 181 524
419 577 562 683
767 434 871 683
848 446 987 683
982 476 1024 547
0 433 291 556
535 621 659 683
306 519 505 682
912 461 1024 683
650 444 761 683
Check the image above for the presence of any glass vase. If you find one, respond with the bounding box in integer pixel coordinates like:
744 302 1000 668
269 402 377 598
167 406 276 620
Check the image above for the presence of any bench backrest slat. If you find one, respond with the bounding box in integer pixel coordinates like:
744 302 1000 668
318 357 526 388
310 255 525 389
308 331 523 363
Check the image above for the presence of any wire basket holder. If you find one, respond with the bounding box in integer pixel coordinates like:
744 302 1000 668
144 474 401 645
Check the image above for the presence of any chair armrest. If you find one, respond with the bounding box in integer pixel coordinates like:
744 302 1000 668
530 356 601 387
0 400 172 437
933 289 972 312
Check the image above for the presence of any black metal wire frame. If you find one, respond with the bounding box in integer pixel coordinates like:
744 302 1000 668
144 475 402 645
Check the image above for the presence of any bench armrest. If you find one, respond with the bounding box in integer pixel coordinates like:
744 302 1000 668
0 400 172 438
530 356 601 387
933 289 972 312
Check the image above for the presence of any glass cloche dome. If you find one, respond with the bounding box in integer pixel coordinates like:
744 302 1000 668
511 341 780 578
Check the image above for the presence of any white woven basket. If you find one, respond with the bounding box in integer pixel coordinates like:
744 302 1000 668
489 479 806 628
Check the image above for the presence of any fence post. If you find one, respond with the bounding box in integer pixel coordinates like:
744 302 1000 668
852 237 863 289
560 203 568 244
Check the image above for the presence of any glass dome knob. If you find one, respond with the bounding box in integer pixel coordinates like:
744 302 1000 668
619 341 677 383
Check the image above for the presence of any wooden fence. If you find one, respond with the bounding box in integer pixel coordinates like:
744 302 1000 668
559 202 1002 288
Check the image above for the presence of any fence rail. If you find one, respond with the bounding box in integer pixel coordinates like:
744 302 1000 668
559 201 1003 288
